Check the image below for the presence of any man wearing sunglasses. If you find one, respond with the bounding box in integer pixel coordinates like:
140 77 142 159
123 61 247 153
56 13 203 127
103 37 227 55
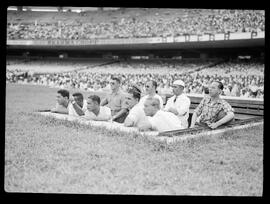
138 80 164 109
100 76 129 123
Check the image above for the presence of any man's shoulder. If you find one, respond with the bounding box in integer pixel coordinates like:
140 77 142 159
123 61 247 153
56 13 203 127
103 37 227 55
101 106 111 112
131 104 144 113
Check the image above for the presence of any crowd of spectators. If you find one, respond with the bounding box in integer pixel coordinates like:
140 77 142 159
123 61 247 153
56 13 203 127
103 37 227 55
6 59 264 99
7 9 265 40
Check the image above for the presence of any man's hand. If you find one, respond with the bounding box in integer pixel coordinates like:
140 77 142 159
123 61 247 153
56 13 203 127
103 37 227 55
167 107 178 115
138 122 152 132
69 96 75 103
207 122 220 129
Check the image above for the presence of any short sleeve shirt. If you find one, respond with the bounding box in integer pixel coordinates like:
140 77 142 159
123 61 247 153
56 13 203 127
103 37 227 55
194 95 234 123
148 110 184 132
125 104 147 127
84 106 112 121
104 90 129 116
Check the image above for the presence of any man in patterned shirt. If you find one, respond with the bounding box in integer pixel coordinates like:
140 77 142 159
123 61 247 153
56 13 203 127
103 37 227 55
190 81 235 129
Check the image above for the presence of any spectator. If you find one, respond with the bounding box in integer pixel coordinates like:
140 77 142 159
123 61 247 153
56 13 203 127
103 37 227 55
100 76 129 123
138 97 185 132
83 95 111 121
124 84 148 127
164 80 191 128
51 89 70 114
68 92 87 116
138 80 164 109
190 81 235 129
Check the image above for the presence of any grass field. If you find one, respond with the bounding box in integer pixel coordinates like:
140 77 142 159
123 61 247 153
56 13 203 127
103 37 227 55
5 83 264 196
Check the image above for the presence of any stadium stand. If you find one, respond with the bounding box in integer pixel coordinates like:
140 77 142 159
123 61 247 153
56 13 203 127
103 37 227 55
7 9 265 40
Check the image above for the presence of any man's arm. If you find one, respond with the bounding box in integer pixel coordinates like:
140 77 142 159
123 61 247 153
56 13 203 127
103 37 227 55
112 108 128 121
51 105 68 114
138 120 153 131
190 112 198 128
71 102 85 116
124 117 134 127
100 97 108 106
208 112 234 129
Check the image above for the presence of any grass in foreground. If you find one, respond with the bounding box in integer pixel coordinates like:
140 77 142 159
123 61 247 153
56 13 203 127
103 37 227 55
5 83 263 195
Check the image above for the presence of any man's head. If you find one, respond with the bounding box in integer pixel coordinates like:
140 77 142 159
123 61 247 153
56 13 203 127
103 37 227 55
56 89 69 106
125 85 141 109
145 80 158 95
209 81 223 98
72 92 84 108
171 79 185 96
87 95 101 112
110 76 121 91
143 97 160 117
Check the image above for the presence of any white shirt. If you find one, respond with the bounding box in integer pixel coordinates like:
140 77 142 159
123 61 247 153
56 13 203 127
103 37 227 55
138 94 164 109
148 110 184 132
164 93 190 128
84 106 111 121
68 99 87 116
125 103 147 127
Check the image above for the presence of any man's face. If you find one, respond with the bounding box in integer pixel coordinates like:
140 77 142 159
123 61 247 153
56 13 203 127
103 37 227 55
143 100 156 116
172 85 183 96
209 82 221 97
110 80 119 91
74 96 83 108
145 82 154 94
125 93 137 109
87 98 97 112
56 93 68 105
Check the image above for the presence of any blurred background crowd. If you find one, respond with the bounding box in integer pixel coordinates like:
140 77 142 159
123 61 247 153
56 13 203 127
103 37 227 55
6 58 264 99
7 8 265 40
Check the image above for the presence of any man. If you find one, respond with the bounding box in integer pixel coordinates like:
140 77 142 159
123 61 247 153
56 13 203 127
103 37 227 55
51 89 70 114
138 97 184 132
68 92 87 116
83 95 111 121
190 81 235 129
164 80 190 129
124 85 148 127
138 80 164 109
100 76 129 123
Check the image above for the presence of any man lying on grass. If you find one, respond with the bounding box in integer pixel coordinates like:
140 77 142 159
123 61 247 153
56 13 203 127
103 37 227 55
138 97 185 132
51 89 86 116
82 95 112 121
124 84 149 127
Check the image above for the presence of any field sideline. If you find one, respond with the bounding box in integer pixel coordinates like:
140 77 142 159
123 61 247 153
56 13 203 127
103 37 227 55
5 83 263 195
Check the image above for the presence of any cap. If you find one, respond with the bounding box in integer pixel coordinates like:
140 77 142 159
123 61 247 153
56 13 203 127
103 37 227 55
172 80 185 87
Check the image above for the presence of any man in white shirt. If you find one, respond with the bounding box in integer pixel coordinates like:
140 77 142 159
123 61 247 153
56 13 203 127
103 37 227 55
68 92 87 116
138 97 184 132
164 80 191 128
138 80 164 109
83 95 111 121
124 85 148 127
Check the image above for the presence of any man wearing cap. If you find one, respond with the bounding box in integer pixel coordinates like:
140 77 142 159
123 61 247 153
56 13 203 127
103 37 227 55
164 79 191 128
190 81 235 129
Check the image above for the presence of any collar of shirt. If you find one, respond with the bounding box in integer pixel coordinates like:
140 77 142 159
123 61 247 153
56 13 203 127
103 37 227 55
205 96 223 105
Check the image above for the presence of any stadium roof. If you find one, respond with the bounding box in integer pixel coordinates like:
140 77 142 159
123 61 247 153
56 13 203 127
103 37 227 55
7 6 120 12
